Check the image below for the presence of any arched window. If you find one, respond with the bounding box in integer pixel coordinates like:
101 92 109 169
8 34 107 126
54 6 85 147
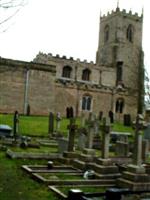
62 66 72 78
115 98 124 113
82 69 91 81
127 24 134 42
104 25 109 43
82 95 92 111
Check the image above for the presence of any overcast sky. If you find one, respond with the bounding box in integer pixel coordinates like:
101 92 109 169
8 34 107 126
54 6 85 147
0 0 149 72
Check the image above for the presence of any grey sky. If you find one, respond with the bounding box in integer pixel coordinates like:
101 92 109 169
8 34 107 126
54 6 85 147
0 0 149 72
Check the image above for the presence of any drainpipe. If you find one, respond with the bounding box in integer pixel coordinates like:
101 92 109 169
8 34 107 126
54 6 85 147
24 68 30 115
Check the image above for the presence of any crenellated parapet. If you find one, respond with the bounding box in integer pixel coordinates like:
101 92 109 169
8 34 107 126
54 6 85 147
100 7 143 22
33 51 96 65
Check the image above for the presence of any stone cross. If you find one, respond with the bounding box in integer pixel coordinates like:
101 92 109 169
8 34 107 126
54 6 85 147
100 117 111 159
48 112 54 135
133 115 145 166
67 118 78 152
86 113 95 149
13 110 19 140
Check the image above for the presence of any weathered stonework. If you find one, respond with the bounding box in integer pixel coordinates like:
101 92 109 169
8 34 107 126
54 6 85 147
0 7 144 120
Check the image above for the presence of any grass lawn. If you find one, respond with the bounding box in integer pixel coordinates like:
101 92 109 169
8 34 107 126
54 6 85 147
0 114 133 137
0 152 59 200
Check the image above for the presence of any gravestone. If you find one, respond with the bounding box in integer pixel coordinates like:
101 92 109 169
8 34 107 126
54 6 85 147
26 104 30 116
63 118 78 159
118 115 150 191
109 110 114 123
142 139 149 163
57 138 68 153
56 112 61 131
124 114 131 126
115 141 129 157
77 128 87 150
67 118 78 152
99 111 103 121
66 107 74 119
48 112 54 135
13 110 19 140
144 123 150 140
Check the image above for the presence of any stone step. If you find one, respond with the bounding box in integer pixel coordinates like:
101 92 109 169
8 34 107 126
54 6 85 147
72 159 86 170
92 163 119 174
117 178 150 191
122 171 150 182
78 153 94 162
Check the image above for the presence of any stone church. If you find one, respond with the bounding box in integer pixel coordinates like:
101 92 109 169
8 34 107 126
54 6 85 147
0 7 144 121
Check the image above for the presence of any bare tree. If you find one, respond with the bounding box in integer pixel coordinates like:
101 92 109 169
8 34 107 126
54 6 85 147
0 0 27 32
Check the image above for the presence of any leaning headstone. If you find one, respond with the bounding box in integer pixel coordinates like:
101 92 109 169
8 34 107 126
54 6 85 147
13 110 19 140
48 112 54 135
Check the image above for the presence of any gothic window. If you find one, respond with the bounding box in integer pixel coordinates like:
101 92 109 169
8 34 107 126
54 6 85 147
127 24 134 42
104 25 109 43
115 98 124 113
62 66 72 78
116 61 123 85
82 69 91 81
82 95 92 111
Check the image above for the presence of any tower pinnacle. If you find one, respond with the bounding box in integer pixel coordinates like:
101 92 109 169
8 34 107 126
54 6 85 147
117 0 120 8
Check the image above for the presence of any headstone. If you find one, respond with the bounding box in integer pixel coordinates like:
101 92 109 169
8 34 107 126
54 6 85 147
70 107 74 118
123 114 131 126
26 104 30 116
48 112 54 135
13 110 19 140
99 111 103 121
77 128 87 150
144 123 150 140
142 139 149 163
57 138 68 153
109 110 114 123
56 112 61 131
67 118 78 152
115 141 129 157
66 107 74 119
66 107 70 118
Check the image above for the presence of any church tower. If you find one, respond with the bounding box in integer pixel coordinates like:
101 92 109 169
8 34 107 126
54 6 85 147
96 7 143 93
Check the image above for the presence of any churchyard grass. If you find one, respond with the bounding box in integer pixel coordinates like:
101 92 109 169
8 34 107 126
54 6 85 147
0 114 133 137
0 151 59 200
